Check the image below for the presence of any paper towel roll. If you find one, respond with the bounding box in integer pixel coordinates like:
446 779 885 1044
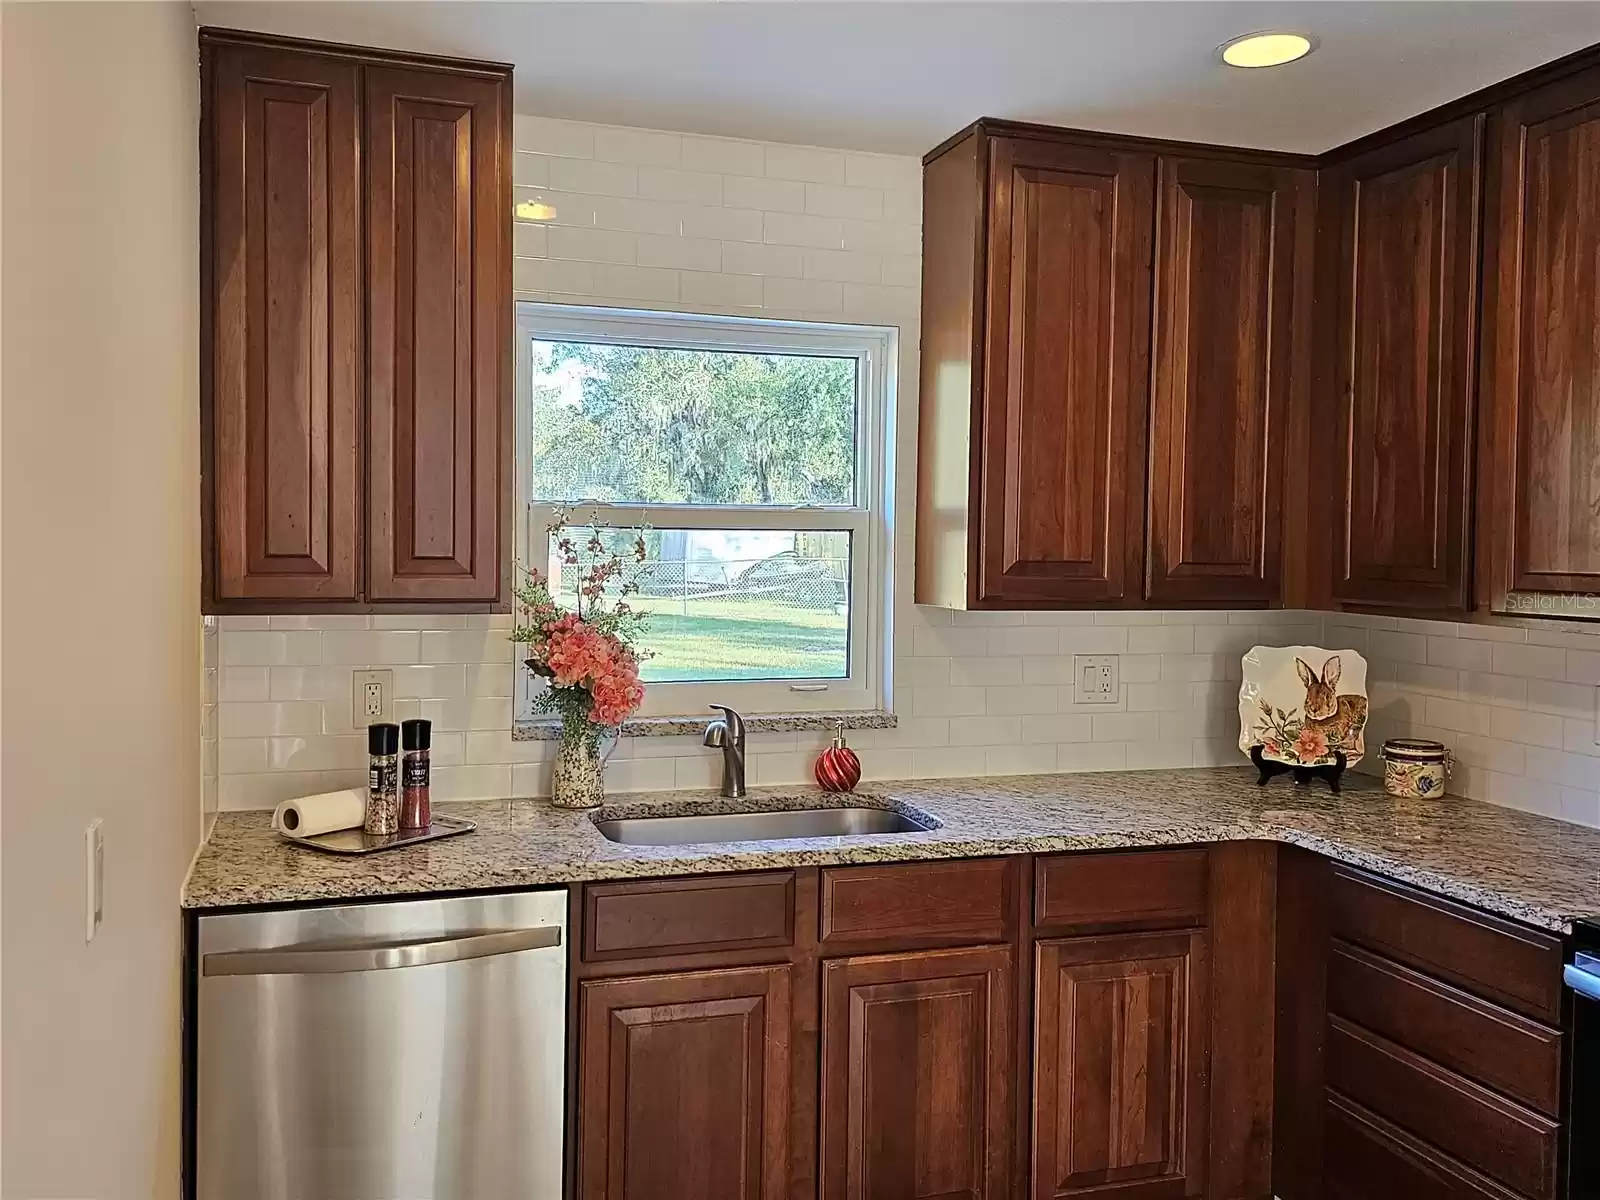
273 788 367 838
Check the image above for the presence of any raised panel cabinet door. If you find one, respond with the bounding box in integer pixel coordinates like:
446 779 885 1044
979 136 1156 605
1033 932 1209 1199
819 946 1014 1200
365 66 510 602
1147 157 1307 605
1330 117 1483 612
1483 65 1600 607
576 965 792 1200
204 43 361 602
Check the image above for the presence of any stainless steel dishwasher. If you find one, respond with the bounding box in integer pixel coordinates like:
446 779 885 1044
196 890 566 1199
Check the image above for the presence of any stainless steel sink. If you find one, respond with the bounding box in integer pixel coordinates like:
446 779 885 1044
592 805 935 846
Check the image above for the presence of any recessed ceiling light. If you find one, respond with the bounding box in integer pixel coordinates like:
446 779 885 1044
1220 31 1315 68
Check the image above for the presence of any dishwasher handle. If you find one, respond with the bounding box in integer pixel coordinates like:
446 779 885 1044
202 925 563 977
1567 952 1600 1003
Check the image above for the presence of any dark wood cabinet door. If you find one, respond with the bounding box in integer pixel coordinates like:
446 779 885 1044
1329 117 1483 611
1483 65 1600 608
1033 932 1208 1199
979 136 1155 605
365 66 509 602
576 965 792 1200
819 946 1014 1200
1147 157 1306 605
204 43 362 602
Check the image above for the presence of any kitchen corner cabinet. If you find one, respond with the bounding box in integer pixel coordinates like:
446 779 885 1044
915 121 1310 610
1481 62 1600 611
201 30 511 612
1323 116 1484 614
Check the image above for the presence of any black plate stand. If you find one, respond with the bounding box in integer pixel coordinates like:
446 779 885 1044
1250 744 1347 793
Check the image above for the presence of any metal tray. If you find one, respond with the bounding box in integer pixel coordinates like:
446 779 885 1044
280 814 476 855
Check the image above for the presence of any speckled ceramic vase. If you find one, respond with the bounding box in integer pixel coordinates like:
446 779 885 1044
549 737 605 810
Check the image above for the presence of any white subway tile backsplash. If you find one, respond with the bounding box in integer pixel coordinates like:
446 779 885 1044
762 212 846 250
550 156 638 197
635 233 722 272
680 135 765 176
593 126 681 167
720 240 804 277
761 275 842 312
801 248 881 284
679 270 763 308
843 152 921 192
221 631 321 667
804 182 882 220
1491 642 1568 679
721 173 806 213
763 143 845 184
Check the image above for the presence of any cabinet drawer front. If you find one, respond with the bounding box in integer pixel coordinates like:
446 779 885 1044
1327 1017 1559 1200
1328 943 1562 1115
1330 867 1563 1023
1035 849 1207 931
1326 1093 1526 1200
819 859 1011 947
582 873 795 962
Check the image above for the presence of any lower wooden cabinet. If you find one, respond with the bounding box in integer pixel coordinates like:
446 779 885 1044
574 965 792 1200
819 946 1014 1200
1032 931 1210 1198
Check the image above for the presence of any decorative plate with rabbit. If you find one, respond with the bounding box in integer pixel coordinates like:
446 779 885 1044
1238 645 1370 768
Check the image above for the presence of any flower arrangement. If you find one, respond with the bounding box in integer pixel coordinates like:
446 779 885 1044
511 518 651 806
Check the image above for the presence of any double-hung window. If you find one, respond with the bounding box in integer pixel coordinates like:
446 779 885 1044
515 304 894 720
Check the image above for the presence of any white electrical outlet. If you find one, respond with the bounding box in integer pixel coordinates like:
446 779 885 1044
1073 654 1120 704
85 819 103 942
352 669 394 727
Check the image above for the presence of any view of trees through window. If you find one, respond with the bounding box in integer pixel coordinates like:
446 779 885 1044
528 340 861 684
529 341 857 506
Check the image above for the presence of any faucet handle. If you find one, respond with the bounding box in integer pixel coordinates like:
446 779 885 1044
709 704 746 744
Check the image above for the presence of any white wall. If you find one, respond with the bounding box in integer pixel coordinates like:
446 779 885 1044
212 113 1326 810
1 3 201 1196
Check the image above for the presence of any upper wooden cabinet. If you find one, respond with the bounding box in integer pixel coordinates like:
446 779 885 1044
1147 157 1309 605
201 31 511 611
1481 63 1600 610
205 42 363 603
916 122 1308 609
978 136 1155 606
1323 116 1484 614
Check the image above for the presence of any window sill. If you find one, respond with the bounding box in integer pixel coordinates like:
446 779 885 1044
512 709 897 741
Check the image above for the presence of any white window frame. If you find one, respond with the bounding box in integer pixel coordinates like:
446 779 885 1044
514 303 895 719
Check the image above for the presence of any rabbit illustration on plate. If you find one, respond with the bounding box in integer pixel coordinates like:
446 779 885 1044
1238 645 1370 767
1296 655 1368 754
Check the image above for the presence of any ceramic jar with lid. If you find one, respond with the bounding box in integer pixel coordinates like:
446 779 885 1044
1381 738 1451 799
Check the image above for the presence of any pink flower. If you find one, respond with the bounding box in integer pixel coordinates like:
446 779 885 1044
1294 728 1328 761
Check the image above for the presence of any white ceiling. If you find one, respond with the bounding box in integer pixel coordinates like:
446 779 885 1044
193 1 1600 156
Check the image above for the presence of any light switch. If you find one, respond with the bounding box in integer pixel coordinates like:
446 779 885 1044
85 819 103 942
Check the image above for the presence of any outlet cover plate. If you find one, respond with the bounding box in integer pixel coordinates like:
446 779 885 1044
1073 654 1120 705
352 669 394 728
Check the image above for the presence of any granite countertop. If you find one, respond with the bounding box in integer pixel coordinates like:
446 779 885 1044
182 767 1600 932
